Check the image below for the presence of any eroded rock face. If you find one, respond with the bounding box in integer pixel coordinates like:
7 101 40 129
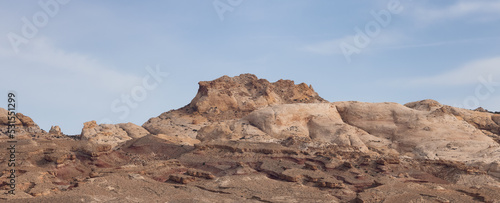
244 103 372 151
242 101 500 163
336 101 500 163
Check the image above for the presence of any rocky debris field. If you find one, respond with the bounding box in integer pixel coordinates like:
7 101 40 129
1 74 500 202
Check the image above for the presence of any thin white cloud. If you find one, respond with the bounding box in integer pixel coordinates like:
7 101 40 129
304 30 406 56
0 37 145 134
0 37 142 92
410 56 500 86
413 0 500 23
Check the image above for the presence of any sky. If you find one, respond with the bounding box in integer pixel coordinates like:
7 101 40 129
1 0 500 135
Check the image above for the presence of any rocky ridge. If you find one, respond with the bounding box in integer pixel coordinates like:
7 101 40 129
1 73 500 202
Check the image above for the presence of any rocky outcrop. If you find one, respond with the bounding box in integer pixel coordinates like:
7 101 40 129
336 101 500 163
80 121 149 148
188 73 327 121
406 101 500 144
142 110 206 143
142 74 327 137
80 120 130 147
0 108 45 139
241 101 500 163
404 99 443 112
244 103 374 151
48 126 63 136
143 74 500 166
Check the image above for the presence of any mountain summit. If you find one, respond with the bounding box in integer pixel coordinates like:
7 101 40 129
188 73 326 120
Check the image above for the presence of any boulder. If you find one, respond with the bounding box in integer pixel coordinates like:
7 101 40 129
80 121 132 148
404 99 443 112
49 126 62 135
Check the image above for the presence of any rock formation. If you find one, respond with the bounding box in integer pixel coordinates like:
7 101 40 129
80 121 150 149
142 73 327 144
1 73 500 202
0 108 45 139
187 73 326 120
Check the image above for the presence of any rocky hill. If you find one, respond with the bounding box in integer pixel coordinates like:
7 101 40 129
1 74 500 202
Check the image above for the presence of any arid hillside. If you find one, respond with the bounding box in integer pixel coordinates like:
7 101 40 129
1 74 500 202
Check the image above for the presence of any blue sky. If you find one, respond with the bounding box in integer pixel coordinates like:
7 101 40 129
1 0 500 135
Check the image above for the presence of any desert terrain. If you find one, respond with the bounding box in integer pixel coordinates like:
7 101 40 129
1 74 500 202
